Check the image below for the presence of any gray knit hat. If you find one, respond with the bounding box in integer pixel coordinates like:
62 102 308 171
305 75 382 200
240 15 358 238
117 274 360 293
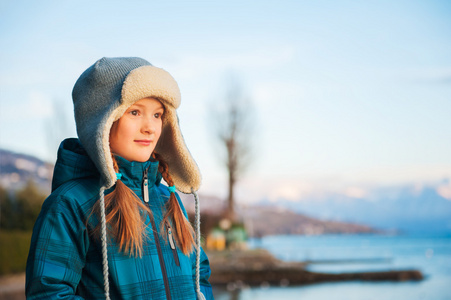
72 57 201 193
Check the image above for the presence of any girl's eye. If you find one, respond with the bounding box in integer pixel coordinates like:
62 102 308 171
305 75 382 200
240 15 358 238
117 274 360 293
129 110 139 116
154 113 162 119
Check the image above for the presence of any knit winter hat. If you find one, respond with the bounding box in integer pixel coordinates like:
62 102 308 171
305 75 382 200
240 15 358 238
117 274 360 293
72 57 201 193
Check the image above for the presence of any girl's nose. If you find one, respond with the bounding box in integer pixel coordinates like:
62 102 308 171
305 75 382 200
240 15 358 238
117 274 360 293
142 118 156 134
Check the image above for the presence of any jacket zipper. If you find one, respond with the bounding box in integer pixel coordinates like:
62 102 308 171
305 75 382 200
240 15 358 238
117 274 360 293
143 169 172 300
142 168 149 203
166 222 180 266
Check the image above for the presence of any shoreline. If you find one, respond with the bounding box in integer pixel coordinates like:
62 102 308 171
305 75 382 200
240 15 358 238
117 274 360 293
207 249 423 287
0 249 424 299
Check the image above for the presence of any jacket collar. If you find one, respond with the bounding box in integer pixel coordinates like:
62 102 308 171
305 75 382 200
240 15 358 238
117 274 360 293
115 155 161 189
51 138 162 192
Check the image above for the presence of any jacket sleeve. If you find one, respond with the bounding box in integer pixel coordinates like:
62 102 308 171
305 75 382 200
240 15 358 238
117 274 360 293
26 194 89 299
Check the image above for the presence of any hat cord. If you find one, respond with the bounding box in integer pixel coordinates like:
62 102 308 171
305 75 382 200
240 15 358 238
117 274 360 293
99 185 111 300
192 188 206 300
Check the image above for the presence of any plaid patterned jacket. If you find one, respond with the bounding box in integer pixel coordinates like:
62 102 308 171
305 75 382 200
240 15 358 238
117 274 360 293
26 138 214 299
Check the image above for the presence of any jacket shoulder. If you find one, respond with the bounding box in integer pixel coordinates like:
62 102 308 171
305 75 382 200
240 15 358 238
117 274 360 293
42 178 100 217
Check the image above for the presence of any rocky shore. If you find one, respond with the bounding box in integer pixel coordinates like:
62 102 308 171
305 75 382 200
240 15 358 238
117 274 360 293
207 249 423 287
0 249 424 299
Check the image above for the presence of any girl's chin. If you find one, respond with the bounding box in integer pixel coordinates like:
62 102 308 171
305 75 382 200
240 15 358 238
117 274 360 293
120 152 153 162
133 155 153 162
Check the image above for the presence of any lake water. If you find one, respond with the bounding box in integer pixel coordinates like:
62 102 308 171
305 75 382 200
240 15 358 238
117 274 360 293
212 234 451 300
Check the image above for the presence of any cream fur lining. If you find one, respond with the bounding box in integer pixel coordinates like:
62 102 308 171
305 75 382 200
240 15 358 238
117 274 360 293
102 108 124 188
122 66 181 110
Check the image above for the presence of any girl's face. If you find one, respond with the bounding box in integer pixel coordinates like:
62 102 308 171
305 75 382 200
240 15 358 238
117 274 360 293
110 97 164 162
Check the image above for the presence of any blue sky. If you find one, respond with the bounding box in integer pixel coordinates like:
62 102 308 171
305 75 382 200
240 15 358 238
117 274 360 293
1 0 450 202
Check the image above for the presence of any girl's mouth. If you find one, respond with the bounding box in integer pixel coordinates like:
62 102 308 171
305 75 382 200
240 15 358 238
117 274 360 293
134 140 152 146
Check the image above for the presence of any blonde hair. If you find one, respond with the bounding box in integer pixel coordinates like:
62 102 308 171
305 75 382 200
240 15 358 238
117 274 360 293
154 152 195 254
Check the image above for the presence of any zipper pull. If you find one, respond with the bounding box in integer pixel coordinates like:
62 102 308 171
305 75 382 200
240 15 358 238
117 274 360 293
167 223 176 250
143 168 149 203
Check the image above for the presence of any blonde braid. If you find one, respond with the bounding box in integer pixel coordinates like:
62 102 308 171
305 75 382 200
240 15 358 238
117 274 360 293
153 153 195 255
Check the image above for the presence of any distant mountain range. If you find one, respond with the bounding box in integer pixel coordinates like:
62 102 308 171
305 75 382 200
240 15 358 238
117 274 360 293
256 183 451 236
5 148 448 236
0 148 53 192
179 194 379 236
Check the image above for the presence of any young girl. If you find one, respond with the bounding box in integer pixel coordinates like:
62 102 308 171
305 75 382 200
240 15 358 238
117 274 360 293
26 57 213 300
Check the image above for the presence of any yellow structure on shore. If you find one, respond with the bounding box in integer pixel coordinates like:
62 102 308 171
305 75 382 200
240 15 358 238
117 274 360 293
206 228 226 251
205 221 247 251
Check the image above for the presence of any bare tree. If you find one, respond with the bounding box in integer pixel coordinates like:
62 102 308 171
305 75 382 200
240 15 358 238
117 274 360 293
210 77 255 221
45 98 71 162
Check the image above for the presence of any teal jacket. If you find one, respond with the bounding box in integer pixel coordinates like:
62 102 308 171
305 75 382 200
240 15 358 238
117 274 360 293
26 138 213 299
